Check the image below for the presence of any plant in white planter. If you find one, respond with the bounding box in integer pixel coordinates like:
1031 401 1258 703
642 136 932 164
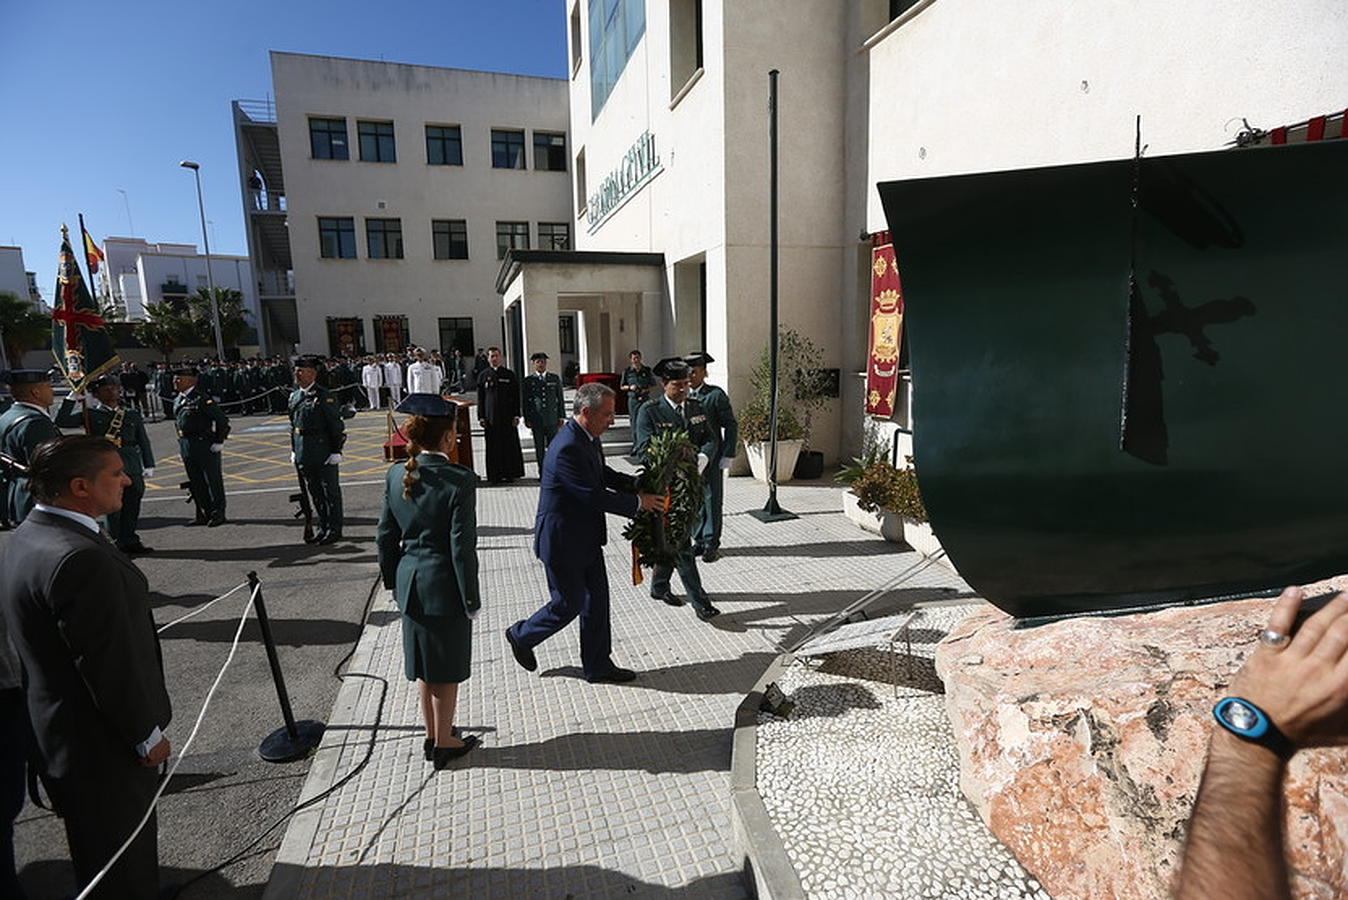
836 448 932 551
738 328 831 484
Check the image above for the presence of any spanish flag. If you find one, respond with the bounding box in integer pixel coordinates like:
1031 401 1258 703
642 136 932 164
81 218 104 274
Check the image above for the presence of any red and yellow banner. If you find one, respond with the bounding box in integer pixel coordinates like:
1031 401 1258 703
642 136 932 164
865 234 904 417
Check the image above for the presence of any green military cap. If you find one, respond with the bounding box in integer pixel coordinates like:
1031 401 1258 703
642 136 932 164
294 356 322 370
0 369 52 385
171 366 199 377
653 357 691 380
683 352 715 367
395 393 456 417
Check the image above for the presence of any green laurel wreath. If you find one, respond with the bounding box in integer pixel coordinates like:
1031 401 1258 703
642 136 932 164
622 428 704 569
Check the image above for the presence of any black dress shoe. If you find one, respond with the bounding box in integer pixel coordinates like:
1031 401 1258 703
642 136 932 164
304 531 321 544
432 735 480 768
586 667 637 684
317 532 341 545
650 590 685 607
694 602 722 622
424 729 461 760
505 625 538 672
691 545 704 557
188 516 209 526
701 547 721 563
207 514 227 527
118 542 154 555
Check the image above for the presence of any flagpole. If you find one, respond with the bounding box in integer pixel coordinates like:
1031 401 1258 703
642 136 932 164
74 217 100 435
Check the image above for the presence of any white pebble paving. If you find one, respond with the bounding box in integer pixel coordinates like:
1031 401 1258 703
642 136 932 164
755 606 1048 899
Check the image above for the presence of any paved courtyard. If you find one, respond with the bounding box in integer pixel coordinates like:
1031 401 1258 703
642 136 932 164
264 438 962 897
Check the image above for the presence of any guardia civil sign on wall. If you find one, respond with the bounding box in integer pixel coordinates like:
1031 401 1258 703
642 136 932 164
587 131 662 233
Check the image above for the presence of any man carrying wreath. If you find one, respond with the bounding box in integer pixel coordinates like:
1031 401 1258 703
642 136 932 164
633 357 721 621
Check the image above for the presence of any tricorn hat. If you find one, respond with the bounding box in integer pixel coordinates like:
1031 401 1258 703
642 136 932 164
683 351 715 368
395 393 457 417
530 352 549 361
294 355 322 370
170 366 199 377
88 375 120 390
652 356 692 380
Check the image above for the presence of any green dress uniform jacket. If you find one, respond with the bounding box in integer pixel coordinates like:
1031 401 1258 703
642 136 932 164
620 365 656 450
689 382 738 553
174 387 231 520
289 384 347 539
523 371 565 471
0 402 60 524
54 400 156 548
634 396 717 610
376 455 480 683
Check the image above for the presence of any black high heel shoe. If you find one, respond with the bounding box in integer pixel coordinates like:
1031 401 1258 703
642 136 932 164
432 735 480 769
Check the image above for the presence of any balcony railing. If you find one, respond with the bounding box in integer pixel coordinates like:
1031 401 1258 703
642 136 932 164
235 98 276 124
256 270 294 297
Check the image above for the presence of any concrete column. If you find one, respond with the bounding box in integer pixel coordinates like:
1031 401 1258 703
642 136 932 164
519 274 561 365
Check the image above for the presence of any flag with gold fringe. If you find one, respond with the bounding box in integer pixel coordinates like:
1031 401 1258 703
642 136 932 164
52 224 118 391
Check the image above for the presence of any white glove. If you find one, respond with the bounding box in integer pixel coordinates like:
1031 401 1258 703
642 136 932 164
288 450 296 463
466 607 480 621
719 457 732 470
209 443 223 453
68 392 86 403
697 452 709 474
325 453 342 466
144 467 155 478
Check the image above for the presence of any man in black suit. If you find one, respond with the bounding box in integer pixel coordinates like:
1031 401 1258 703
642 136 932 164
505 383 665 683
0 434 172 898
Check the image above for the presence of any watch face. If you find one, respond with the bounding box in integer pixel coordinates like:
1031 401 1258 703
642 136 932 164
1214 697 1269 739
1220 700 1257 731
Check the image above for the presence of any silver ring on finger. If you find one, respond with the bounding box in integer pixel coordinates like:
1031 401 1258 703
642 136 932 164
1259 628 1290 649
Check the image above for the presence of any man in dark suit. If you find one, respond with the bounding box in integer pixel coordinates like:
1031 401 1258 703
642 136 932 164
505 383 665 683
476 346 525 484
0 434 172 898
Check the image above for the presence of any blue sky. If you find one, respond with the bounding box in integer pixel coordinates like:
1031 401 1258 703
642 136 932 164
0 0 567 302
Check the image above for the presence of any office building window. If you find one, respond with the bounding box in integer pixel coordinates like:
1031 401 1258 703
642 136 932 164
575 148 587 216
669 0 704 98
358 120 396 162
366 218 404 259
438 317 475 357
491 129 526 169
569 3 583 73
890 0 922 20
309 117 349 160
534 132 568 171
426 125 463 165
538 222 571 250
496 221 529 259
588 0 646 118
432 219 469 260
318 217 357 258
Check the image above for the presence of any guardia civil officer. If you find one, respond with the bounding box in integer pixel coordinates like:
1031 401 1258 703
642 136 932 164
685 352 738 562
523 352 565 473
173 366 230 526
376 393 481 767
634 357 721 620
619 350 656 454
289 357 346 544
0 370 61 525
54 375 156 553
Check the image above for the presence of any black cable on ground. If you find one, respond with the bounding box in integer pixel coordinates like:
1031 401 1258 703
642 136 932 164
173 572 389 896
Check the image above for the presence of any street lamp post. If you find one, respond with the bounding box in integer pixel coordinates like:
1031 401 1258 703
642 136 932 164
180 160 225 360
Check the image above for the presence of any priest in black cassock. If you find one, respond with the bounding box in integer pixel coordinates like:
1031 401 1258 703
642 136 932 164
476 347 525 483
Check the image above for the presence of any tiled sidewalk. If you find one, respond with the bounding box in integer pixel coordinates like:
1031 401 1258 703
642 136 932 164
266 457 965 898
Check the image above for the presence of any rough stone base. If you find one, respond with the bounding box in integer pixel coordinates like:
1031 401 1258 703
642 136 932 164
934 590 1348 900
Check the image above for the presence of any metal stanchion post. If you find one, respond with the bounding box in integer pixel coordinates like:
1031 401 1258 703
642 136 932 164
249 571 326 762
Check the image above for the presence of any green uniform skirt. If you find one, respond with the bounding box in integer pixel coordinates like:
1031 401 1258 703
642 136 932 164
401 608 472 684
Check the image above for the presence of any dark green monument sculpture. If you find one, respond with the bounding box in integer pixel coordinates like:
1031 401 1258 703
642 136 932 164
878 139 1348 620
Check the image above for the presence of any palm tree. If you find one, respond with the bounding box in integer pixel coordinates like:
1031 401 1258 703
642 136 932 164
133 300 195 361
188 287 252 348
0 290 49 368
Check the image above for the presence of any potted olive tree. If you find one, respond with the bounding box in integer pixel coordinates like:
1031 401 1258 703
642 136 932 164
739 328 831 483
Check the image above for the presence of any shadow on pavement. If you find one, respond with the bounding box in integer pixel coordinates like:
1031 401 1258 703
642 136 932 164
715 539 906 558
19 860 239 900
471 726 730 774
144 543 375 568
540 651 776 696
160 617 361 647
267 861 748 898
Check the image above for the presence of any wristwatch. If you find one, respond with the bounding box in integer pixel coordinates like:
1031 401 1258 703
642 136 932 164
1212 696 1296 760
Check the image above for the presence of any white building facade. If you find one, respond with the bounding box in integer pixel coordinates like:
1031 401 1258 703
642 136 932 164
507 0 1348 464
99 237 257 328
0 247 32 306
260 51 572 361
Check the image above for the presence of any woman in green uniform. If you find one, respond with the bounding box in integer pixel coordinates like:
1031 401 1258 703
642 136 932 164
375 394 482 767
